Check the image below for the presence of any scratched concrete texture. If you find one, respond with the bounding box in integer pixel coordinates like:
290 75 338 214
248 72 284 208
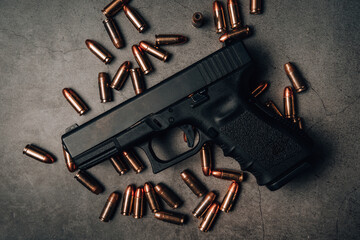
0 0 359 239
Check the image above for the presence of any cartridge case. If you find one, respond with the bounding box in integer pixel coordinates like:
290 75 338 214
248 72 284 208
212 169 243 182
154 211 186 225
284 63 307 93
154 183 182 209
109 155 129 175
110 61 131 90
139 41 169 62
180 170 207 197
102 0 128 17
98 72 112 103
220 182 239 212
62 88 88 115
132 45 153 75
23 144 55 164
228 0 242 29
192 12 204 28
133 186 144 219
144 182 161 213
213 1 227 34
63 146 76 172
99 192 120 222
85 39 113 64
283 87 296 120
192 192 217 218
200 143 212 176
123 5 147 33
130 68 145 95
250 0 262 14
155 34 188 46
251 82 268 98
74 171 104 195
122 150 144 173
199 202 219 232
219 26 250 42
265 100 283 117
121 185 134 216
103 18 124 49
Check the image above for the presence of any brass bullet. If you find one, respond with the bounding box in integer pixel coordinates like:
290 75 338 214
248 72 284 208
192 191 217 218
265 100 283 117
251 82 268 98
284 63 307 93
199 202 220 232
102 0 128 17
103 18 124 49
63 146 76 172
212 169 243 182
155 34 188 46
154 183 182 209
74 171 104 195
297 117 303 130
121 185 134 216
85 39 113 64
154 211 186 225
109 154 129 175
110 61 131 90
122 150 144 173
284 87 296 120
180 170 207 197
250 0 262 14
99 192 120 222
133 186 144 219
192 12 204 28
200 143 212 176
123 5 147 33
23 144 55 164
144 182 161 213
220 182 239 212
139 41 169 62
213 1 227 34
228 0 242 29
62 88 89 115
130 68 145 95
132 45 153 75
98 72 112 103
219 26 251 42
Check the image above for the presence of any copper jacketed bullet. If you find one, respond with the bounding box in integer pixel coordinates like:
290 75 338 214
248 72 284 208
85 40 113 64
199 202 220 232
284 62 307 93
250 0 262 14
122 150 144 173
192 12 204 28
98 72 112 103
212 169 243 182
121 185 134 216
265 100 283 117
63 146 76 172
251 82 268 98
99 192 120 222
111 61 131 90
219 26 251 42
213 1 227 34
284 87 296 120
154 211 186 225
228 0 242 29
220 182 239 212
109 154 129 175
133 186 144 219
102 0 128 17
154 183 182 209
103 18 124 49
155 34 188 46
180 170 207 197
123 5 147 33
130 68 145 95
139 41 169 62
74 171 104 195
23 144 55 164
62 88 88 115
192 191 217 218
144 182 161 213
200 143 212 176
132 45 153 74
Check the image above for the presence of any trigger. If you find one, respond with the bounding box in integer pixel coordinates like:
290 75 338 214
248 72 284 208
180 125 195 148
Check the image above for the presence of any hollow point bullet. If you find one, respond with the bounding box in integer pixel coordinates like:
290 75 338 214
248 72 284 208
192 191 217 218
98 72 112 103
284 62 307 93
102 0 128 17
220 182 239 212
62 88 89 115
284 87 296 120
200 143 212 176
133 186 144 219
130 68 145 95
154 183 182 209
265 100 283 117
212 169 244 182
110 61 131 90
103 18 124 49
155 34 188 46
251 82 268 98
23 144 55 164
99 192 120 222
192 12 204 28
144 182 161 213
139 41 169 62
123 5 147 33
199 202 219 232
228 0 242 29
213 1 227 34
132 45 153 75
121 185 134 216
154 211 186 225
250 0 262 14
85 40 113 64
109 154 129 175
219 26 251 42
180 170 207 197
63 146 76 172
74 171 104 195
122 150 144 173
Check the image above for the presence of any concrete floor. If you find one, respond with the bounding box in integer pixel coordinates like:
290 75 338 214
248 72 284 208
1 0 359 239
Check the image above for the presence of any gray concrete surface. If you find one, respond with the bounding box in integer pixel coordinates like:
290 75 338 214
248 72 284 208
1 0 359 239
